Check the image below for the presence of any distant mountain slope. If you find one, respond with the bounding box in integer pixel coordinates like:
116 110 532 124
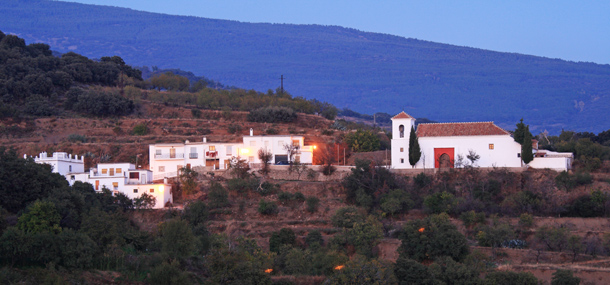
2 0 610 133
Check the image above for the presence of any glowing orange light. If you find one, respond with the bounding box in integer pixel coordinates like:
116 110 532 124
264 268 273 273
334 265 345 270
313 145 317 149
419 227 425 233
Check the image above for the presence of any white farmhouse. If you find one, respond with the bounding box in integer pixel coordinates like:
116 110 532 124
30 152 171 208
149 129 314 180
391 111 573 171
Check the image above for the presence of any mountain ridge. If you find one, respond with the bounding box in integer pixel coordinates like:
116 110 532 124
2 0 610 133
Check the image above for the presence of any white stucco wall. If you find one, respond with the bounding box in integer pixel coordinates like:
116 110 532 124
121 184 172 209
529 157 572 172
414 135 523 169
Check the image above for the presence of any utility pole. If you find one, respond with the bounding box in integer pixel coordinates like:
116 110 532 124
337 144 339 165
279 75 285 95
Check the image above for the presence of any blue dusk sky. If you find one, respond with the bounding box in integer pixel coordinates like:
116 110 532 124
64 0 610 64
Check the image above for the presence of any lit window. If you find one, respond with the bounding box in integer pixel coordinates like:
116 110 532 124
159 166 165 172
150 189 154 193
292 140 299 146
116 168 122 174
400 147 404 152
489 144 494 150
209 146 216 151
133 189 138 193
101 168 108 174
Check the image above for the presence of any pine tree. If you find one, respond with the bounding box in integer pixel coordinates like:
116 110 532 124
522 126 534 164
408 126 421 168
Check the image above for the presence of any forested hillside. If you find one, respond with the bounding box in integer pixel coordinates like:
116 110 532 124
1 0 610 133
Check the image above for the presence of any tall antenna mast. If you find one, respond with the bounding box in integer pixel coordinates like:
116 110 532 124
279 75 285 95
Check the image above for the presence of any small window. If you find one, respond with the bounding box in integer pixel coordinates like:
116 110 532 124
226 146 233 156
292 140 300 146
517 153 521 158
489 144 494 150
400 147 404 152
190 147 196 154
399 125 405 138
101 168 108 174
69 165 72 172
129 172 140 179
400 158 404 163
112 182 118 187
116 168 122 174
150 189 154 193
159 166 165 172
209 146 216 151
70 175 75 180
155 149 162 155
133 189 138 193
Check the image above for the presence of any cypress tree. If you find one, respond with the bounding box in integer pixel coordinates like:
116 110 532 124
522 126 534 164
514 118 526 143
408 126 421 168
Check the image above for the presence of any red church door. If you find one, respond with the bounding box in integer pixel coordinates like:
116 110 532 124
434 148 455 169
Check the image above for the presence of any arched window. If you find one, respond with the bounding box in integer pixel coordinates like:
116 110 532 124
399 125 405 138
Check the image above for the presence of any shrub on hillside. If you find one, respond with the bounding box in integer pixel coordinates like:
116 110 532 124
306 196 320 213
132 123 149 136
258 199 278 215
247 106 297 123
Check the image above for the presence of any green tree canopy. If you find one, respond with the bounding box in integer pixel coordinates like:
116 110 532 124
345 129 381 152
398 213 470 262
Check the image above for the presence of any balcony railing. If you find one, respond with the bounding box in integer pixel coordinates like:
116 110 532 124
154 153 185 159
153 171 178 181
189 153 198 159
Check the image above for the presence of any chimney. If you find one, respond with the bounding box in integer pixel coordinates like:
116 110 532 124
203 137 207 143
250 128 253 136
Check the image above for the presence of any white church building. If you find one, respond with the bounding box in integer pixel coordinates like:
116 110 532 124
390 112 573 171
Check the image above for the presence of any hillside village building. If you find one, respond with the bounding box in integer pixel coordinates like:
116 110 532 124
32 152 85 174
30 152 172 209
149 130 314 180
390 112 573 171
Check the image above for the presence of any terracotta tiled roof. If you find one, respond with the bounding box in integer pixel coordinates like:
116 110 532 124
416 122 509 137
392 111 415 120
